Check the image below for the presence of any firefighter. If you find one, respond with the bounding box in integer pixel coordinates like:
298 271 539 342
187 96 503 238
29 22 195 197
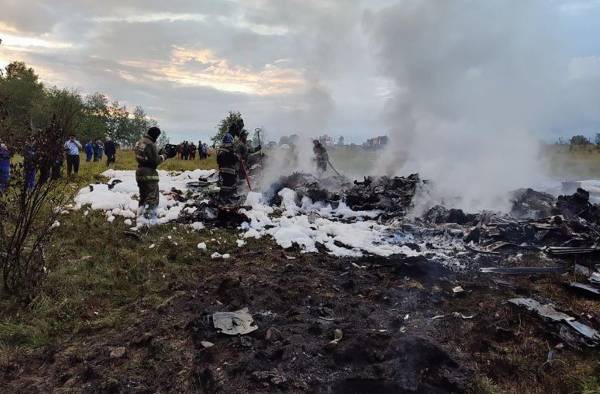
134 127 175 224
217 130 239 202
312 139 329 175
235 130 261 181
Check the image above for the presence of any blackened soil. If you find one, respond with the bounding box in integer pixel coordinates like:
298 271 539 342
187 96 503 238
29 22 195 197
2 248 599 393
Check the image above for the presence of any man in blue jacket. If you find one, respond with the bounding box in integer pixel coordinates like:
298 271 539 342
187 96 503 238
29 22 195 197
0 142 10 192
84 140 94 162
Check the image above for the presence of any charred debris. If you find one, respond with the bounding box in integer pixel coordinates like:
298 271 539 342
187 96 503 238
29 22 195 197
175 172 600 347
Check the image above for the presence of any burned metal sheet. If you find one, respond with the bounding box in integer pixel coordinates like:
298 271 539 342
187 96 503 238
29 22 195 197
508 297 600 347
508 298 574 322
481 266 568 275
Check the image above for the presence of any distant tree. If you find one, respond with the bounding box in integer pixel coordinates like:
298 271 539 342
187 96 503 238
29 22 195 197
33 88 83 136
157 132 170 148
80 93 110 141
0 61 158 147
570 135 591 147
0 61 45 137
129 106 153 145
595 133 600 146
337 136 345 146
212 111 246 145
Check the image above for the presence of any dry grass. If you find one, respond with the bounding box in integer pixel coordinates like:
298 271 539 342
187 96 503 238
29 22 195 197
544 145 600 179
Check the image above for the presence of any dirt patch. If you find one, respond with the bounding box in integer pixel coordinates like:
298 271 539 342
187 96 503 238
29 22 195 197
1 244 599 393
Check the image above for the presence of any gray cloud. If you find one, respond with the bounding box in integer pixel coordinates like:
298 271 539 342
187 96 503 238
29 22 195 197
0 0 599 150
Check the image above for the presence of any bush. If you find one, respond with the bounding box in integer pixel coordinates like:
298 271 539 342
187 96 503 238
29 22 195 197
0 116 72 300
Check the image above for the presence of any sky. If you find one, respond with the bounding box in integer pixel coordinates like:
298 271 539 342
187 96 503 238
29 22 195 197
1 0 600 144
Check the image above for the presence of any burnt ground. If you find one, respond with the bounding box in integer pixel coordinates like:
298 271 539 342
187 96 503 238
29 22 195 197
1 235 600 393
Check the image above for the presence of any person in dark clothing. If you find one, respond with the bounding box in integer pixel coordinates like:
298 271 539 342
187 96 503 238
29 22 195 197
64 135 82 176
313 139 329 175
182 141 189 160
189 143 196 160
177 143 184 160
134 127 175 224
104 137 116 167
198 140 203 159
23 140 37 190
235 131 261 181
84 141 94 162
217 132 239 202
0 142 10 192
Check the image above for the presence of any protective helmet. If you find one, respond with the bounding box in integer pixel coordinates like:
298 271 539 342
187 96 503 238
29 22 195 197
222 133 234 144
148 127 161 141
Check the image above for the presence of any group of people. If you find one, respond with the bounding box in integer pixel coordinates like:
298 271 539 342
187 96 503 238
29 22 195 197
0 134 119 192
176 141 209 160
66 136 117 176
84 139 116 165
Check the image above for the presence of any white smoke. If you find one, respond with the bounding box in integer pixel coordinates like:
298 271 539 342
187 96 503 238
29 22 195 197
364 0 565 212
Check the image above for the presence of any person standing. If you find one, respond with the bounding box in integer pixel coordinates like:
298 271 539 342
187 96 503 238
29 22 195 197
312 139 329 176
104 137 116 167
0 142 10 192
64 135 82 176
92 140 100 162
23 138 37 190
189 142 196 160
217 125 241 202
198 140 203 159
95 140 104 161
183 141 189 160
134 127 174 224
84 140 94 162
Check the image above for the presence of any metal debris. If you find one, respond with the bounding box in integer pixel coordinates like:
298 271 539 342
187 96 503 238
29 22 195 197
508 298 573 322
568 282 600 297
508 297 600 346
480 266 568 275
213 308 258 336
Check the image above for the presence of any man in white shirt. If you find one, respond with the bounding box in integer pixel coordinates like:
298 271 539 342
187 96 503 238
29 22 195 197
64 135 82 176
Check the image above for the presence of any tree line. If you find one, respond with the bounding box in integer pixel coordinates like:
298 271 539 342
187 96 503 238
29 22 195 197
0 61 160 148
556 134 600 149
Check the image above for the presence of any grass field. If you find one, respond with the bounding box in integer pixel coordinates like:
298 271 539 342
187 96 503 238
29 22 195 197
544 145 600 179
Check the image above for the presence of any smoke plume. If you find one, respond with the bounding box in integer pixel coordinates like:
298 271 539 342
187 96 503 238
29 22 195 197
364 0 564 212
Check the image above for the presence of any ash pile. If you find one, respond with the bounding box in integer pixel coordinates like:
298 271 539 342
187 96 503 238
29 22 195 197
463 187 600 253
180 172 426 226
266 172 423 216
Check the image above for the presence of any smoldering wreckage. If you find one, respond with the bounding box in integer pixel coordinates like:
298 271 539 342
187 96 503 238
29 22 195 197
72 161 600 392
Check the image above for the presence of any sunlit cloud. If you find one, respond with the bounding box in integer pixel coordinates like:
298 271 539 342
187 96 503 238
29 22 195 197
0 32 73 50
120 47 305 95
92 13 208 24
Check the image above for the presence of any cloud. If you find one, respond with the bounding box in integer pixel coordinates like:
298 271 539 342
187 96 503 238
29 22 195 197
2 0 599 149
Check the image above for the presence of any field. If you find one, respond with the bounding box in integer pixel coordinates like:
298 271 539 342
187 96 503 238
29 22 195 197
1 148 600 393
544 145 600 179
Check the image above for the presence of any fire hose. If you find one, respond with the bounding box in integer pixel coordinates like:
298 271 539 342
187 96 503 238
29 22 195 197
239 157 252 191
327 158 342 177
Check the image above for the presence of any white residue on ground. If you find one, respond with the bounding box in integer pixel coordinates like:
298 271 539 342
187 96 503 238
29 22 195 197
240 189 419 257
74 169 215 226
75 171 422 258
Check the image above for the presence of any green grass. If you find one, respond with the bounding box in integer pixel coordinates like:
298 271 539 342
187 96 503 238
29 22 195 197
0 149 220 348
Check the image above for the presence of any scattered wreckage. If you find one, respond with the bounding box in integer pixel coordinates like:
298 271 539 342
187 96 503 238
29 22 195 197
81 167 600 353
